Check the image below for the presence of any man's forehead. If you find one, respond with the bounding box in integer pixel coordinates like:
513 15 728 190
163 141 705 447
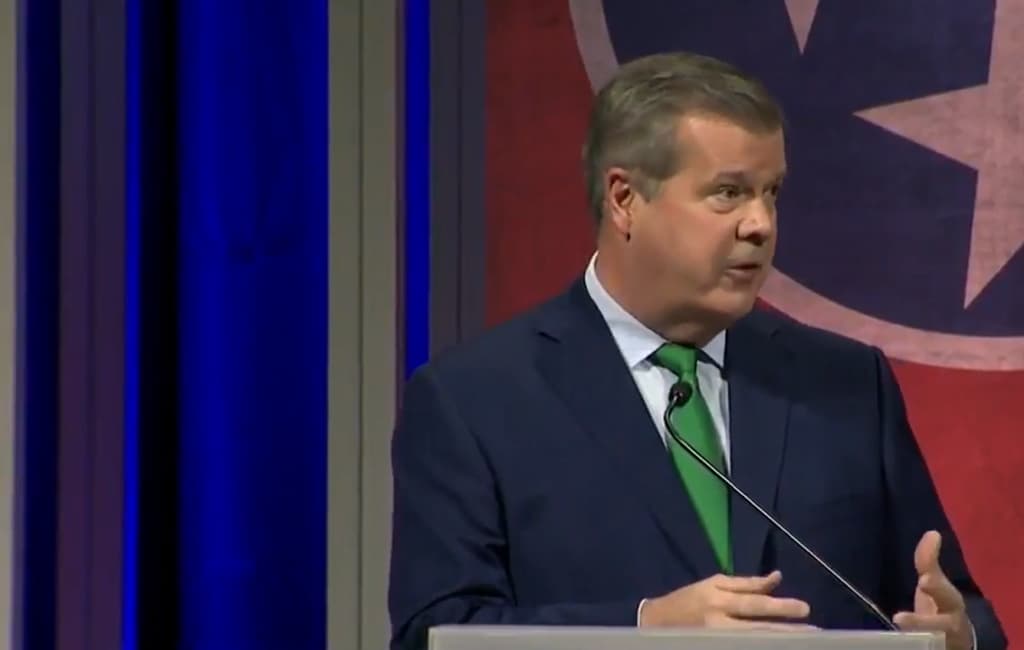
671 115 786 181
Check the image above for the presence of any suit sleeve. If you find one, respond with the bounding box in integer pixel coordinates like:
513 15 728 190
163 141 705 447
387 365 640 650
874 349 1006 650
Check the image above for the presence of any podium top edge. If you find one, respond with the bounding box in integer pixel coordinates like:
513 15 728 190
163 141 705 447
429 625 938 639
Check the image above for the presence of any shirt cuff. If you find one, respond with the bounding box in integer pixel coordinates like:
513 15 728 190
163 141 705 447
970 621 977 650
636 598 647 626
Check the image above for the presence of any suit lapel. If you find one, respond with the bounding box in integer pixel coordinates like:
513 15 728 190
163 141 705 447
535 280 721 578
726 312 793 577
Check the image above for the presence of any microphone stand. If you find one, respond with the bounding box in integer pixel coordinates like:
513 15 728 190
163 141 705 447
664 382 898 631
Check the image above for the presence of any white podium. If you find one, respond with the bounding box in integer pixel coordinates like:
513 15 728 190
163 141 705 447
428 626 944 650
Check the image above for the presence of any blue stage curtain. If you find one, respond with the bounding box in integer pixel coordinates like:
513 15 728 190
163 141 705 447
177 1 327 647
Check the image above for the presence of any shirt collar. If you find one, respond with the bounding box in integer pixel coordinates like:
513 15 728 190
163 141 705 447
583 253 726 370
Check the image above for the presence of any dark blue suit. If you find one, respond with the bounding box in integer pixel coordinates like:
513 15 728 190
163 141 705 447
388 279 1005 650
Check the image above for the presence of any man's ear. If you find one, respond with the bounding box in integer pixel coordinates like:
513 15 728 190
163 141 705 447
605 167 640 240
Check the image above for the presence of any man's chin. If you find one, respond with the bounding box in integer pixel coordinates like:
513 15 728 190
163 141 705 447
706 291 758 326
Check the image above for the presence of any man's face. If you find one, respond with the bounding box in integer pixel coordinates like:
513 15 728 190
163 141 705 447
622 113 786 330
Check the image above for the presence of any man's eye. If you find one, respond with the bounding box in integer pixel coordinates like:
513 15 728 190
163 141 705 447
715 186 742 200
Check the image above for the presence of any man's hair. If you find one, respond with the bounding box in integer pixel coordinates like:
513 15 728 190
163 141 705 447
581 52 785 223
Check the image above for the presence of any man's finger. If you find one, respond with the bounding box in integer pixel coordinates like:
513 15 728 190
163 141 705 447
913 586 938 616
914 530 942 577
714 571 782 594
725 593 811 620
918 571 965 612
894 611 957 632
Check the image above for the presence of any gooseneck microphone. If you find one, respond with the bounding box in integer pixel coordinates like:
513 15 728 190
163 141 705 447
665 382 898 631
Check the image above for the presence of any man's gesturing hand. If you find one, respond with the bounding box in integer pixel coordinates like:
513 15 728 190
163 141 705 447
894 531 973 650
640 570 814 629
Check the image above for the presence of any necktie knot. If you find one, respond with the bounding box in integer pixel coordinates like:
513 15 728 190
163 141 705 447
651 343 699 380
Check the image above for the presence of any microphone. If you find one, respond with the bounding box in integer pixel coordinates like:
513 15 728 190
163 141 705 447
664 382 898 631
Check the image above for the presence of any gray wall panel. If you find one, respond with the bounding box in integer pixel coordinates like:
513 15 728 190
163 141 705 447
359 1 398 649
456 0 486 341
331 1 487 646
328 0 363 648
0 0 14 646
430 0 486 354
329 1 397 648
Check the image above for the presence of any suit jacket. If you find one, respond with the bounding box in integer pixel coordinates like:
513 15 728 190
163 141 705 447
387 278 1005 650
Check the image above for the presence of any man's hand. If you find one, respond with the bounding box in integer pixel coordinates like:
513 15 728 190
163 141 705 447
640 570 814 629
894 531 973 650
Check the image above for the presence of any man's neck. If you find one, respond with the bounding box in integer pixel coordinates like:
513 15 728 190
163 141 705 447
593 253 726 348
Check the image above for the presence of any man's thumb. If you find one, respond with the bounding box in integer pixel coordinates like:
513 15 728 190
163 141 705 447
914 530 942 576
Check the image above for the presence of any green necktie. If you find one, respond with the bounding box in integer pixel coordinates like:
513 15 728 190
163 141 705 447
651 343 733 574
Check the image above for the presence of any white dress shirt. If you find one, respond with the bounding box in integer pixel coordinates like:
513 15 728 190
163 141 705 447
583 254 731 468
584 253 732 626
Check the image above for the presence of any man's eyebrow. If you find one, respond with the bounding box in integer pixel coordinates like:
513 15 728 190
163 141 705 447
707 171 750 185
706 170 787 185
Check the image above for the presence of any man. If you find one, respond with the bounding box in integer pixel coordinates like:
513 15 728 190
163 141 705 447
387 52 1006 650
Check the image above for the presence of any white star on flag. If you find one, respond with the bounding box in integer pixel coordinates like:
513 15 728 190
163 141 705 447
854 2 1024 308
785 0 820 53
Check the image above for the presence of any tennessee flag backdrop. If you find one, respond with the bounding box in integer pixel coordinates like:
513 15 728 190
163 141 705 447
486 0 1023 643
